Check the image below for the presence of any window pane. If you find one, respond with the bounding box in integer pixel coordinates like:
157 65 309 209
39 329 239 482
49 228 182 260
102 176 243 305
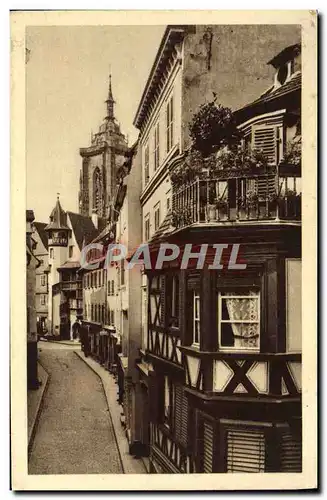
221 323 259 349
194 297 200 319
194 321 200 344
222 297 259 322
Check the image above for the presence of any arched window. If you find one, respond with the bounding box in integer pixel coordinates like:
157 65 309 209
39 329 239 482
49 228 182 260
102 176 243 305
93 167 102 214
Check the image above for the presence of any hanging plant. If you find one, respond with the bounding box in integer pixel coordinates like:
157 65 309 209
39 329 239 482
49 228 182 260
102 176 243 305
209 144 269 175
282 136 301 166
189 100 240 156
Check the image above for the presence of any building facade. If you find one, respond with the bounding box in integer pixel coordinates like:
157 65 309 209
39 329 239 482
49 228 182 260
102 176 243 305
26 210 40 389
31 222 49 336
80 143 144 454
132 26 301 473
79 75 128 219
45 197 101 338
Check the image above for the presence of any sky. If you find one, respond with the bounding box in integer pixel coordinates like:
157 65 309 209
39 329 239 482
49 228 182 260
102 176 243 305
26 25 166 222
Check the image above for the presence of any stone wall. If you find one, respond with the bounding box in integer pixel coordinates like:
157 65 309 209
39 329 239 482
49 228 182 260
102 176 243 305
181 24 301 150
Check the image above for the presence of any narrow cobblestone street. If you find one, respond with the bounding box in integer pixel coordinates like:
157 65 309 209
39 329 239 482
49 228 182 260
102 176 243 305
28 343 124 474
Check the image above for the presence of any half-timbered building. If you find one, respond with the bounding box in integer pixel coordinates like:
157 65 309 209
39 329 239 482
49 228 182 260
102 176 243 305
134 31 302 473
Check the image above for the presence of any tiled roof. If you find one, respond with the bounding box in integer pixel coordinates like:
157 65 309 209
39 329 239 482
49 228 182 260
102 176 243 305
237 72 301 114
45 198 69 231
57 261 80 270
67 211 99 250
33 222 48 250
147 211 174 252
267 43 301 68
92 223 115 244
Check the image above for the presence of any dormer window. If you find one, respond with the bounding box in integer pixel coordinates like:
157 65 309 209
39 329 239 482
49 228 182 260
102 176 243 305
268 43 301 90
277 64 288 86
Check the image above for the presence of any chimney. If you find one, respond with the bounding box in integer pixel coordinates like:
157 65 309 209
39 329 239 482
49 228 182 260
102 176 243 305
92 209 98 229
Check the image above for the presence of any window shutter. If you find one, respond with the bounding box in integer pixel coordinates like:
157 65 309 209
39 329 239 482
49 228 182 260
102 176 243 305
280 429 302 472
148 373 160 424
253 126 277 164
257 176 276 199
203 422 214 473
226 428 265 473
174 385 188 448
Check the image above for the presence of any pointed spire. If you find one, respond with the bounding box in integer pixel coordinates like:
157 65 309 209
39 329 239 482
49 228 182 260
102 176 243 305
108 73 113 100
45 196 69 231
105 72 115 120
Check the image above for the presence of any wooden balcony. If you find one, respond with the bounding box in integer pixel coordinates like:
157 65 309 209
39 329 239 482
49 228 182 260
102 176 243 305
53 280 82 295
68 298 83 310
172 166 301 229
61 280 82 291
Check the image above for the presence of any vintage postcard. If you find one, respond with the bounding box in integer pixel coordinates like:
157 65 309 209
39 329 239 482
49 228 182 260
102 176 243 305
11 10 317 490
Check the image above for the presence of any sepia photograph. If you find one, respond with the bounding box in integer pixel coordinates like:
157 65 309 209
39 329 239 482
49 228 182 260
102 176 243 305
11 10 317 491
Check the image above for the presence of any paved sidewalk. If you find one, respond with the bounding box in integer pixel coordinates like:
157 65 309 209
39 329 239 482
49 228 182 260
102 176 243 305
41 338 81 347
29 349 123 474
75 351 147 474
28 362 49 448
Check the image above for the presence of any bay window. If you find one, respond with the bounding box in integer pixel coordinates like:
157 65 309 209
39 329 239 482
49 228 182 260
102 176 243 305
218 290 260 350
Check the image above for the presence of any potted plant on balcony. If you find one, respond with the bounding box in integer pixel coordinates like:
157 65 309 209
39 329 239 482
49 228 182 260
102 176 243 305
215 196 228 220
281 136 301 168
206 184 217 222
246 189 259 219
277 189 301 219
170 149 204 187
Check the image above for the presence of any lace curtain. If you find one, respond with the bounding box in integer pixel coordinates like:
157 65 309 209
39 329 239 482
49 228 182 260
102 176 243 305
223 291 259 349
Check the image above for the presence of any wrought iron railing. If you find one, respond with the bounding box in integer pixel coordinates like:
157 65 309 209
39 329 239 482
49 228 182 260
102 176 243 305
172 165 301 229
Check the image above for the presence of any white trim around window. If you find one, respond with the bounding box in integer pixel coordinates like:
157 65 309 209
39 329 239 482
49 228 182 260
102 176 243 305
218 291 260 352
193 292 200 347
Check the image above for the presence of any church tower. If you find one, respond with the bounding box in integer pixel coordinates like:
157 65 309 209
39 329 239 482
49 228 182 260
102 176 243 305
79 74 128 220
45 196 69 335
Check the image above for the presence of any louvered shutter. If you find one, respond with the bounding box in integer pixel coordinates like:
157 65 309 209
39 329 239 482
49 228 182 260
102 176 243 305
148 373 160 424
174 385 188 448
257 176 277 199
226 428 265 473
280 429 302 472
253 126 277 164
203 422 214 473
